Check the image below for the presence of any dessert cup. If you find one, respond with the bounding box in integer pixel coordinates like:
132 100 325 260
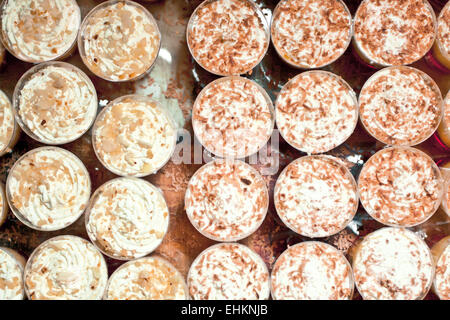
0 0 81 63
430 0 450 71
186 0 270 76
274 155 358 238
441 165 450 217
92 94 177 177
0 182 8 227
352 227 434 300
192 76 274 159
24 235 108 300
0 246 25 300
78 0 161 82
437 91 450 148
271 0 352 69
85 177 169 260
353 0 436 67
0 89 19 157
6 146 91 231
431 235 450 300
13 61 98 145
185 159 269 242
275 70 358 154
105 256 189 300
187 243 270 300
271 241 354 300
359 66 443 146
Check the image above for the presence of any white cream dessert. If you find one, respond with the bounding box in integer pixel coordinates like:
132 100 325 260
187 0 269 75
437 90 450 147
358 147 443 227
24 236 108 300
0 247 25 300
86 177 169 260
437 1 450 58
353 227 434 300
0 0 80 63
353 0 436 66
432 236 450 300
15 63 97 144
276 71 357 154
271 0 352 68
271 242 354 300
188 243 270 300
185 159 268 241
79 0 160 82
0 89 15 156
93 95 176 177
192 76 274 158
6 147 91 231
105 257 188 300
359 67 442 146
275 156 358 238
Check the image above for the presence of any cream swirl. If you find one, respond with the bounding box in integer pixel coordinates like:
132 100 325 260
188 243 270 300
1 0 80 63
358 147 443 227
93 95 176 177
106 257 188 300
80 0 160 81
24 236 108 300
276 71 357 154
0 248 24 300
7 147 91 231
16 63 97 144
0 90 15 154
86 177 169 260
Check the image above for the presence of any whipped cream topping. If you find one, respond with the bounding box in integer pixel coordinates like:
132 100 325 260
434 240 450 300
353 227 434 300
359 67 442 146
1 0 80 63
275 156 357 237
80 1 160 81
0 90 14 154
188 243 270 300
17 64 97 144
192 77 273 158
106 257 188 300
7 147 91 231
187 0 269 75
93 96 176 177
271 0 351 68
86 177 169 260
354 0 436 66
437 1 450 58
0 248 24 300
276 71 357 154
358 147 442 226
271 242 353 300
185 159 268 241
25 236 108 300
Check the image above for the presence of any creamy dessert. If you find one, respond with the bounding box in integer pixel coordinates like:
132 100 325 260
0 247 25 300
193 76 274 158
105 257 189 300
276 71 357 154
85 177 169 260
271 242 354 300
93 95 176 177
437 91 450 148
185 159 268 241
353 0 436 66
359 66 442 146
0 0 81 63
271 0 352 68
24 235 108 300
431 236 450 300
79 0 160 82
14 62 98 145
274 155 358 238
358 147 443 227
6 147 91 231
0 89 18 157
352 227 434 300
432 0 450 70
0 183 7 227
188 243 270 300
187 0 269 76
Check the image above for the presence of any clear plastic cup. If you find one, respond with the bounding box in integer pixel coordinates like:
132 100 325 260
437 91 450 148
0 246 26 300
431 235 450 300
430 0 450 71
0 89 20 157
0 182 8 227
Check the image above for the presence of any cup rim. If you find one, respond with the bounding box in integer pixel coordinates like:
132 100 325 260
0 89 19 156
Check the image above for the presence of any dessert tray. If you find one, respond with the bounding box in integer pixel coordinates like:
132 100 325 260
0 0 449 300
